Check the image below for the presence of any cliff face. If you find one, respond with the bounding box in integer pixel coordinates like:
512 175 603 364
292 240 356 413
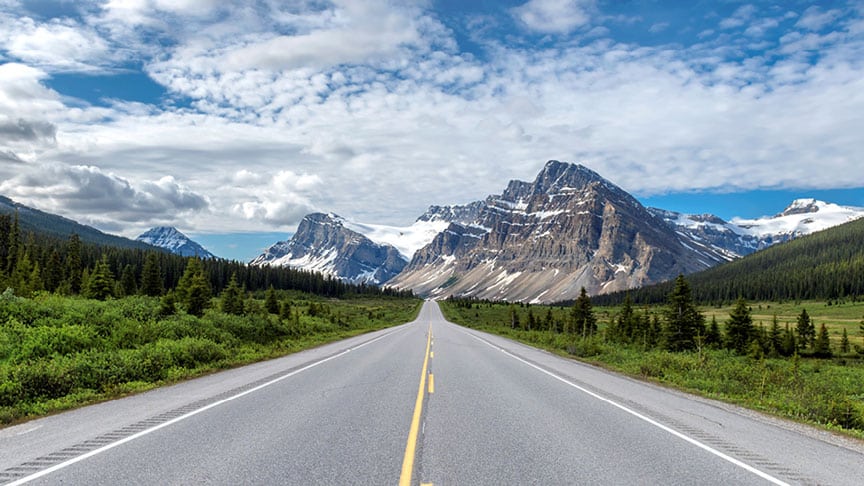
390 161 728 302
250 213 406 285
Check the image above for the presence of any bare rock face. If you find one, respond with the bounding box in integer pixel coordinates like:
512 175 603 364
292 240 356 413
389 160 728 302
250 213 406 285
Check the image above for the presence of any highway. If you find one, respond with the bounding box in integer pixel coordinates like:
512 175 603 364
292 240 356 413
2 301 863 485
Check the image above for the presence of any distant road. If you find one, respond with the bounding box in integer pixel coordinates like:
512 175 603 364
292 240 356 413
2 301 863 485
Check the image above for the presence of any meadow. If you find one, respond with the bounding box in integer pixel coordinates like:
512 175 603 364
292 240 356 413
0 290 421 425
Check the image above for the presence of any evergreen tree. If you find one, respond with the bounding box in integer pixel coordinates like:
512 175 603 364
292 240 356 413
64 234 82 294
178 259 211 317
159 292 177 316
663 275 705 352
796 309 815 350
85 257 115 300
118 264 137 297
614 294 636 343
9 250 32 296
44 249 62 292
768 315 783 357
813 323 832 358
509 305 520 330
781 323 797 356
571 287 597 338
725 298 755 354
140 252 163 297
705 315 722 348
265 285 279 314
279 300 293 321
220 273 245 315
5 211 19 275
840 328 850 354
526 308 536 331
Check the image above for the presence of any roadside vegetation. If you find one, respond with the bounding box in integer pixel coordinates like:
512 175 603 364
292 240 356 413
441 279 864 438
0 212 420 426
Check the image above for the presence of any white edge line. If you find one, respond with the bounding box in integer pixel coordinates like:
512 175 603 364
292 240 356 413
458 328 790 486
8 327 406 486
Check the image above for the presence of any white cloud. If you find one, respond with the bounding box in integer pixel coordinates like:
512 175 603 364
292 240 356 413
511 0 595 34
796 6 842 31
0 15 117 72
719 4 757 30
0 164 208 225
0 0 862 238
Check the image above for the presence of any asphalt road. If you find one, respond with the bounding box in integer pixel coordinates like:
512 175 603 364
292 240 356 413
2 301 863 485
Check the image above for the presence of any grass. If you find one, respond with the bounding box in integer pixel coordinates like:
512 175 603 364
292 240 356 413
0 291 421 426
440 299 864 439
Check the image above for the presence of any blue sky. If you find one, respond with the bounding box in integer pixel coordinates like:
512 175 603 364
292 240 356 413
1 0 863 261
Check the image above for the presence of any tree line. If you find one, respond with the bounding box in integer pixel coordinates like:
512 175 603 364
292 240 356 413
449 274 862 359
0 212 414 306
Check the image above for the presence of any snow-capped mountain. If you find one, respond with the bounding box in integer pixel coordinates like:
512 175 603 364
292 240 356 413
136 226 215 258
249 213 408 285
389 160 730 302
651 199 864 257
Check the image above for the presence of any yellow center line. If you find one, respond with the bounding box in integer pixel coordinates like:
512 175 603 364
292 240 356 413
428 373 435 394
399 323 433 486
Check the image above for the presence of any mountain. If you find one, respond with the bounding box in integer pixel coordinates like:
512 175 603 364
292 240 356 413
249 213 408 285
595 215 864 305
389 160 730 302
136 226 216 258
650 199 864 257
0 195 154 250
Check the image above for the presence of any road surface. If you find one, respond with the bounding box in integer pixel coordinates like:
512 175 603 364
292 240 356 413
2 301 863 484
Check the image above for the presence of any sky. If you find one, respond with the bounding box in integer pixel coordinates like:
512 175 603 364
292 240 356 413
1 0 863 261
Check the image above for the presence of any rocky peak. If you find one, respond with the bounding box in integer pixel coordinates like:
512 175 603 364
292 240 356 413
778 198 821 217
136 226 214 258
250 212 406 285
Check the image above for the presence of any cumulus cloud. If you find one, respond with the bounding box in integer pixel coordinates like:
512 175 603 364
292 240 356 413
0 163 208 223
511 0 595 34
796 6 842 31
0 118 56 142
0 0 862 237
0 15 117 72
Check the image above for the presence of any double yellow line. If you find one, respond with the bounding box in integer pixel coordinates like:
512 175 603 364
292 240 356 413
399 323 433 486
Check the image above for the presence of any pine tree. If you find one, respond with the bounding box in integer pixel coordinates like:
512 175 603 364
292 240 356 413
159 292 177 316
782 323 796 356
768 315 783 357
9 250 32 296
85 257 115 300
663 275 705 352
840 328 850 354
813 323 832 358
44 249 62 292
118 264 137 297
509 305 520 330
725 298 755 354
265 285 279 314
5 211 19 275
64 234 82 294
571 287 597 338
704 315 721 348
140 252 163 297
796 309 815 350
178 259 211 317
279 300 292 321
220 273 245 315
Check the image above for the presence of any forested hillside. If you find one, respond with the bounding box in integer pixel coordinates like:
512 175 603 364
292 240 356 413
594 217 864 305
0 211 411 301
0 196 153 250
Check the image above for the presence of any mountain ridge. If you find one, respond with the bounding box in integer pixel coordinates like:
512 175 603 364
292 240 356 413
136 226 216 258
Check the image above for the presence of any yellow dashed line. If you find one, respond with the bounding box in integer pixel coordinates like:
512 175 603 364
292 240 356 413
428 373 435 394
